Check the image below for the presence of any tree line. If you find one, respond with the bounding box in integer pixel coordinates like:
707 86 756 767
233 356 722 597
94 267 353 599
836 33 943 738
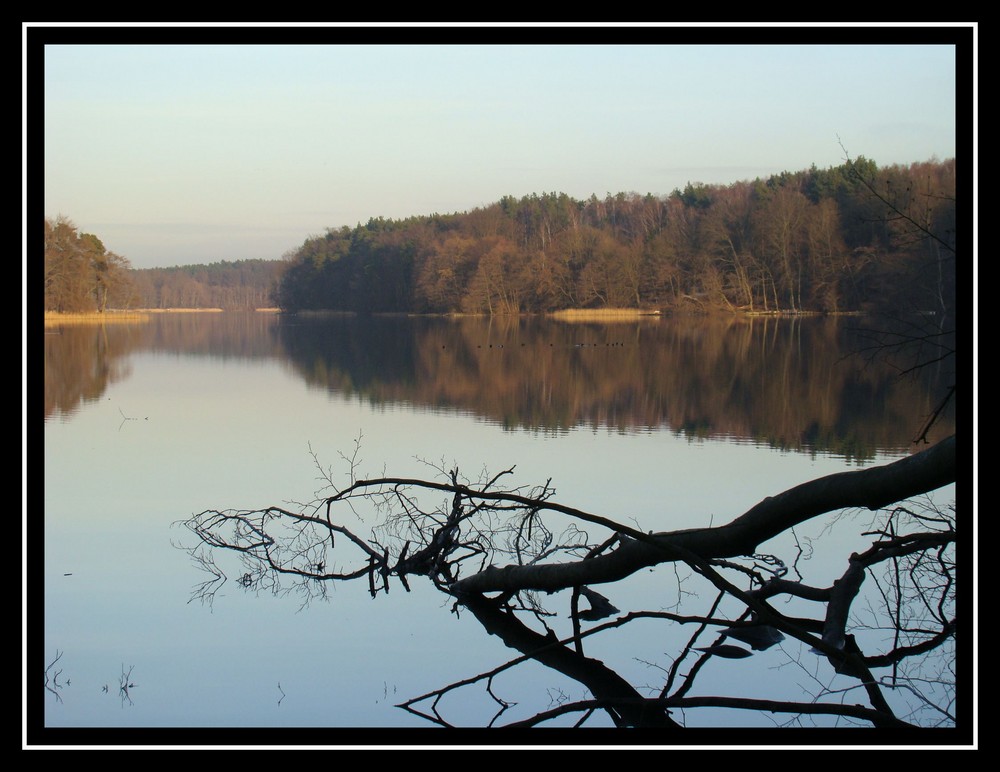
277 156 956 317
44 155 956 318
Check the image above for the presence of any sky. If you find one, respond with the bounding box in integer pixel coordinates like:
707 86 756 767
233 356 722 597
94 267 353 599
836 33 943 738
30 24 969 270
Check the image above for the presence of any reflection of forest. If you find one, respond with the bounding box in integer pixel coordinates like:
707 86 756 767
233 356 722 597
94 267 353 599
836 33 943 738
279 314 955 460
43 312 955 459
43 313 286 420
44 322 148 420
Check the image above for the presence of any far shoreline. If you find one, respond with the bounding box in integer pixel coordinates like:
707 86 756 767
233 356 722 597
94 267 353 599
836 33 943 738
43 307 282 325
43 306 869 326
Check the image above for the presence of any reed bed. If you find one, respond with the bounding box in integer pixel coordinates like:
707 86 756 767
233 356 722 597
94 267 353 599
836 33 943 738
546 308 661 322
44 310 153 326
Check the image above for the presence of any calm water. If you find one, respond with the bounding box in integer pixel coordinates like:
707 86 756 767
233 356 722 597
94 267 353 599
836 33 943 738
36 312 956 738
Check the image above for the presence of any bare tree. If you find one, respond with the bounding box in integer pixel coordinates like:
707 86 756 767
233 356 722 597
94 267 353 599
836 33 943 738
181 434 957 730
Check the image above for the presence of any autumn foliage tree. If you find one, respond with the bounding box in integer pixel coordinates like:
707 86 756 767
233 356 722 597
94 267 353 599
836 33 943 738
44 216 135 313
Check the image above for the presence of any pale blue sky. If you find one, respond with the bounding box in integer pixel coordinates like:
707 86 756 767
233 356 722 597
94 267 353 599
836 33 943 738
35 27 967 269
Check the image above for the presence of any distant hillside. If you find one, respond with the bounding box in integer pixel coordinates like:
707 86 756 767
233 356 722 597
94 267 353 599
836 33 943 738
129 259 284 310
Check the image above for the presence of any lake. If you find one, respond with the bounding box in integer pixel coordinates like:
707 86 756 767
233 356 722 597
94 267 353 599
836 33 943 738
35 311 958 742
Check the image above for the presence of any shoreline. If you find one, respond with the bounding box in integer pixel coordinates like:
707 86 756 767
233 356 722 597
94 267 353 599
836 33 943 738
43 307 281 325
42 306 869 326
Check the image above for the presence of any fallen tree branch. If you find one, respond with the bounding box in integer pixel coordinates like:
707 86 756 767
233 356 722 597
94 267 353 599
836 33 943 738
449 435 955 595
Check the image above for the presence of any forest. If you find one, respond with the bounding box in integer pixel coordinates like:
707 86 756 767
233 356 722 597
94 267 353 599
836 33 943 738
43 155 956 319
276 156 956 317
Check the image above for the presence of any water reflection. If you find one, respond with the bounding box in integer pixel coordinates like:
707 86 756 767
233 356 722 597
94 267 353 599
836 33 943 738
43 311 955 460
39 311 960 734
44 323 142 420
